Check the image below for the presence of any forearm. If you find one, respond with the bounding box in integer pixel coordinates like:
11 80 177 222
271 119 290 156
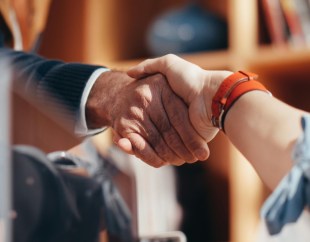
224 91 305 189
127 54 308 187
1 47 103 132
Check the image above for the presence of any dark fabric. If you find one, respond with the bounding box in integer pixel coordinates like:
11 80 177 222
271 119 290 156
0 26 106 132
12 145 104 242
0 46 103 131
0 15 13 47
81 140 133 242
48 141 135 242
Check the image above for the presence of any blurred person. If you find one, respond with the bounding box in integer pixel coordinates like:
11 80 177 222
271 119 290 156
127 54 310 236
0 0 210 167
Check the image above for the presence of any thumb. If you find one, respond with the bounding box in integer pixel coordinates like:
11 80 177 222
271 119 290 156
127 65 147 79
127 57 165 79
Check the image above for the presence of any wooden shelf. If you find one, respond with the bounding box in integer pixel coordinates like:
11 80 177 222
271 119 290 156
181 50 231 69
248 46 310 70
104 45 310 77
97 49 231 71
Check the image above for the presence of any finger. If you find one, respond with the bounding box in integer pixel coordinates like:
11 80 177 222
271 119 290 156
127 57 165 79
112 130 135 155
163 87 210 161
126 132 166 168
116 110 184 165
147 92 196 164
147 118 186 166
117 138 135 155
139 116 185 165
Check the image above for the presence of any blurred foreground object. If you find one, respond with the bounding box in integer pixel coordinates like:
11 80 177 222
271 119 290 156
147 3 227 56
12 146 106 242
0 58 12 242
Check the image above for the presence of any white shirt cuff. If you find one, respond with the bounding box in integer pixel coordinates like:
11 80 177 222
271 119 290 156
75 68 110 136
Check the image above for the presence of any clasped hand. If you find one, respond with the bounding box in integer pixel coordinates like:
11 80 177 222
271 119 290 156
87 55 232 167
87 70 209 167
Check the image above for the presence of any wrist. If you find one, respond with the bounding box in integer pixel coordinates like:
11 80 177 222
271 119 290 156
210 71 270 131
202 70 233 122
86 71 133 128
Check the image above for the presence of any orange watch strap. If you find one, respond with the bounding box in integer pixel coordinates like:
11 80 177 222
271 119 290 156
211 71 269 130
224 80 268 110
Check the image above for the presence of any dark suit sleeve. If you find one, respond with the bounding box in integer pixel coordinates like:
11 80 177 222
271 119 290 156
0 47 105 133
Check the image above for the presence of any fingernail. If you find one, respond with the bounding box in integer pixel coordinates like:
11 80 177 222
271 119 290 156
195 148 208 161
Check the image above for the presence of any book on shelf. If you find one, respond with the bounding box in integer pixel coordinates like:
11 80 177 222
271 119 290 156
294 0 310 45
261 0 289 45
280 0 305 46
261 0 310 47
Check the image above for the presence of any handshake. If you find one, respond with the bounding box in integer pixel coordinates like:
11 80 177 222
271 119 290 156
87 54 233 167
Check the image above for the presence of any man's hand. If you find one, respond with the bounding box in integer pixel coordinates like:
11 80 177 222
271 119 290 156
86 71 209 167
127 54 232 142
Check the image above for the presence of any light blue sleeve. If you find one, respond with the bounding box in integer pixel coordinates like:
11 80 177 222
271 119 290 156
261 115 310 235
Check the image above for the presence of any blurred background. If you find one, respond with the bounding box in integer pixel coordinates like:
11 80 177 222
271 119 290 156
13 0 310 241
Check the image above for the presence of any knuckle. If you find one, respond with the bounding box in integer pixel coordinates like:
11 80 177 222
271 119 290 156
145 58 154 63
152 73 165 80
148 74 166 88
158 75 167 85
133 87 152 105
163 54 179 67
128 106 144 120
115 117 130 132
117 118 140 136
165 54 176 61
